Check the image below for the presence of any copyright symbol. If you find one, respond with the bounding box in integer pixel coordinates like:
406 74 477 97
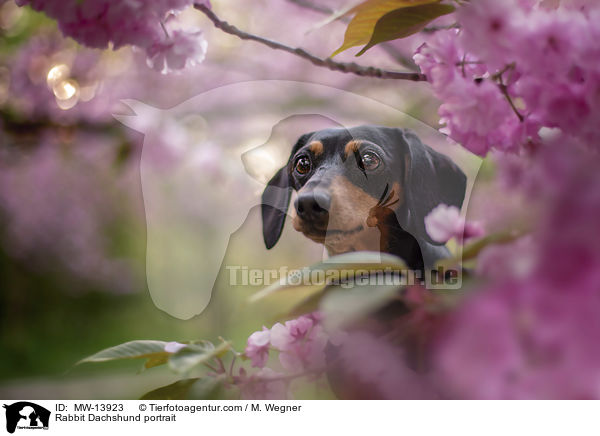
139 404 147 411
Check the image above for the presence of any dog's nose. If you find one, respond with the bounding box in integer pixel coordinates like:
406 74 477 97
295 191 330 222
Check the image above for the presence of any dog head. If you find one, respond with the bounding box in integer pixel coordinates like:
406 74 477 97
261 125 467 257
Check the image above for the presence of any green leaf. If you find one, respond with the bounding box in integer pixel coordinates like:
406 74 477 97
285 287 336 319
139 376 224 400
143 355 170 369
436 228 528 270
168 341 232 374
78 340 170 368
279 252 410 322
187 376 225 400
331 0 440 57
249 251 407 303
461 229 525 260
320 283 402 330
356 3 456 55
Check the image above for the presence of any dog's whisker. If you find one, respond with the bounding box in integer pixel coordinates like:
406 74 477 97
377 184 390 206
384 189 395 205
376 188 396 209
383 198 399 209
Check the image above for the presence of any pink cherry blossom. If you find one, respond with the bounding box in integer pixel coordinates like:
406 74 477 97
164 341 187 353
414 30 465 92
415 0 600 155
15 0 208 73
456 0 525 70
435 136 600 399
146 17 208 74
270 316 328 373
438 78 526 155
245 327 271 368
425 204 483 244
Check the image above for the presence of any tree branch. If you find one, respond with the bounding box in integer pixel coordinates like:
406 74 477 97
494 63 524 122
193 3 427 81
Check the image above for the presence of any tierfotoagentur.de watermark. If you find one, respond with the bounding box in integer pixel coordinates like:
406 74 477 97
226 265 461 289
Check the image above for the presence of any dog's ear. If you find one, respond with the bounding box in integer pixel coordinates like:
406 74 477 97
392 128 467 245
261 167 292 249
261 133 312 249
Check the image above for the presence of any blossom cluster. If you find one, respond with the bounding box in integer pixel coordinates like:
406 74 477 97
435 149 600 397
429 89 600 398
245 314 327 372
414 0 600 156
15 0 210 73
412 0 600 399
242 311 440 399
241 314 328 399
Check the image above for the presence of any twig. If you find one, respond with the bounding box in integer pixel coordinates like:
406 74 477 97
215 357 227 374
203 362 220 373
495 64 524 122
193 3 427 81
491 63 515 81
228 354 237 377
159 19 170 39
498 81 524 122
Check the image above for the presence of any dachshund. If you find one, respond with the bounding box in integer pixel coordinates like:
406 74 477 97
261 125 468 398
260 125 467 272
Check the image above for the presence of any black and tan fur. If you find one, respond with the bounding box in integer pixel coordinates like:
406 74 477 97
260 125 467 271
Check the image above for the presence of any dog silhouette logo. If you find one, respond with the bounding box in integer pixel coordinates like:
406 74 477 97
3 402 50 434
113 80 482 319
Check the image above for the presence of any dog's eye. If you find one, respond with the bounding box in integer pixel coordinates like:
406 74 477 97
295 156 311 175
362 151 380 171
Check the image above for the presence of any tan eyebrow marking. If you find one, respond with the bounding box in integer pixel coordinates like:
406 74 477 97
344 140 363 158
308 141 324 156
